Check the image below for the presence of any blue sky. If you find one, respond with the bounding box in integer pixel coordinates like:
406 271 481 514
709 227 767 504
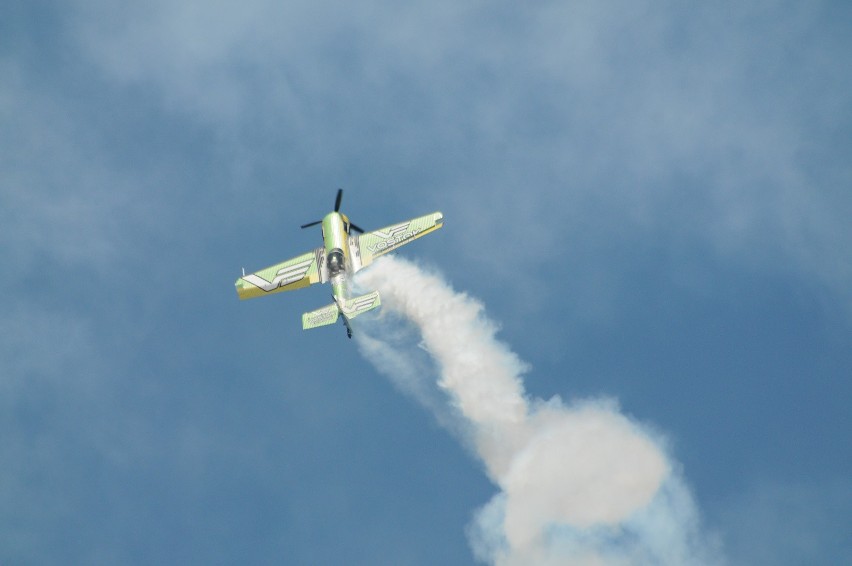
3 0 851 564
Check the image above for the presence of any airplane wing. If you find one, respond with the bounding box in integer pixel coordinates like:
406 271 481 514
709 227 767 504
352 212 443 271
235 247 325 300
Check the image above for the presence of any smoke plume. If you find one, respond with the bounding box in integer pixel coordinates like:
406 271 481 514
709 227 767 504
355 256 722 565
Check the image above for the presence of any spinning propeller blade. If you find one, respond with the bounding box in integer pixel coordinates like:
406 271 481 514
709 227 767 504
302 188 359 232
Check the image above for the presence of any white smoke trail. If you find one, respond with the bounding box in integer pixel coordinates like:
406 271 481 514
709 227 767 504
354 256 722 565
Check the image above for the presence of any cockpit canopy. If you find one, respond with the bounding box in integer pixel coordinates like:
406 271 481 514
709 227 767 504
327 248 346 277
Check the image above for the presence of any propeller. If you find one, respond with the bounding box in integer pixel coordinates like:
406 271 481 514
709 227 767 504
301 189 364 233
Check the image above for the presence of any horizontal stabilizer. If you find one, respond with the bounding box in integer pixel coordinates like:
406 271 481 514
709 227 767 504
302 303 340 330
340 291 381 320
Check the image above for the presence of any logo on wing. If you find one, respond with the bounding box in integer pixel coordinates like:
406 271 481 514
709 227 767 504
367 222 422 253
242 258 314 292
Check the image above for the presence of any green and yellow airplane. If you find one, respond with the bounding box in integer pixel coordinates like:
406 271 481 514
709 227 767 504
235 189 443 338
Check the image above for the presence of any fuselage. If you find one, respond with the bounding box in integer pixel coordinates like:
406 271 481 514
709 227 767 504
320 212 353 302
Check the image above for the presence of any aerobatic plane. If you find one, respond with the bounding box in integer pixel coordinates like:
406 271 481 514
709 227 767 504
235 189 443 338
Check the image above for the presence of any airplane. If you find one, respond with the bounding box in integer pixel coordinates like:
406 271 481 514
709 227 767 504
235 189 443 338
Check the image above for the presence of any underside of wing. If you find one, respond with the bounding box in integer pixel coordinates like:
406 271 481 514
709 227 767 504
235 247 325 300
353 212 443 271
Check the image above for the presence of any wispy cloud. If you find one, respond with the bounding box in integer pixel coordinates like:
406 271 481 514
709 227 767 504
713 480 852 566
68 0 852 313
1 63 121 268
